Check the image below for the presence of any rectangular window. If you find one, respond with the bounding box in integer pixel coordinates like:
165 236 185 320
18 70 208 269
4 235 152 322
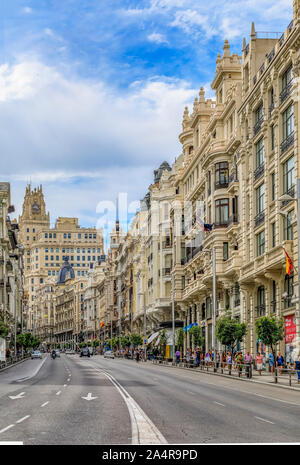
215 162 229 187
284 209 294 240
206 297 211 319
282 64 293 91
284 273 294 308
271 173 275 201
282 105 294 141
215 199 229 225
283 156 294 194
256 104 264 123
255 138 264 168
256 184 265 214
256 230 265 256
271 222 276 248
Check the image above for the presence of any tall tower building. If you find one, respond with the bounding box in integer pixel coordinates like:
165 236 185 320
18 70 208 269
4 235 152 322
19 185 104 332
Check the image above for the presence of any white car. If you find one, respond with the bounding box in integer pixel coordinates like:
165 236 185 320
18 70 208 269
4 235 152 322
31 350 42 359
104 350 114 359
55 349 61 357
65 349 75 355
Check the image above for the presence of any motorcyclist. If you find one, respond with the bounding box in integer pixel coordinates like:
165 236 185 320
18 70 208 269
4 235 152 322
51 349 56 359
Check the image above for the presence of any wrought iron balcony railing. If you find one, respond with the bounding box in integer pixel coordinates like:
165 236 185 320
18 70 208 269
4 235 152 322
281 185 295 207
215 180 229 190
254 163 264 181
280 80 293 104
253 115 264 136
281 131 294 155
254 210 265 228
256 305 266 317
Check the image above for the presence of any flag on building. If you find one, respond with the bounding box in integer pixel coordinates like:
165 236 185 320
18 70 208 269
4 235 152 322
283 247 293 275
100 321 105 328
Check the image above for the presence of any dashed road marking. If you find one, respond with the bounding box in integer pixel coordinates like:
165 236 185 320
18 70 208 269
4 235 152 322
214 401 225 407
255 416 274 425
56 391 61 396
16 415 30 424
41 401 49 407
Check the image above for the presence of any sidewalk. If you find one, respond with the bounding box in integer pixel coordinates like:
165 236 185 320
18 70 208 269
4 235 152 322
115 356 300 392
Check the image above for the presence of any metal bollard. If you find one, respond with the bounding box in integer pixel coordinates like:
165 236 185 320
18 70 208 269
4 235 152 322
274 367 278 384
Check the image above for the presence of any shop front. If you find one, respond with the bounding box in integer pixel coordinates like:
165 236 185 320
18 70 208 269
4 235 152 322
284 314 297 365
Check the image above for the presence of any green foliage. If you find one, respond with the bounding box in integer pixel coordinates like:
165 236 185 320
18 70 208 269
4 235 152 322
120 335 131 347
216 316 247 354
176 328 184 349
0 322 9 338
130 333 143 347
79 342 87 348
189 325 205 348
255 316 284 355
91 339 100 347
111 337 119 348
159 329 167 356
16 333 40 349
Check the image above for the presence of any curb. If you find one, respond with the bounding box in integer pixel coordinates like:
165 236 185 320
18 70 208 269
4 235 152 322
0 357 30 373
150 362 300 392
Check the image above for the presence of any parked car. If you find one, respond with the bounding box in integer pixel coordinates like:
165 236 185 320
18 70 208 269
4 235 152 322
104 350 114 359
55 349 61 358
31 350 42 359
80 348 90 357
65 349 75 355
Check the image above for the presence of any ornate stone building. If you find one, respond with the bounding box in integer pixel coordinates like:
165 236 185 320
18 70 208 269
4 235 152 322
19 184 104 331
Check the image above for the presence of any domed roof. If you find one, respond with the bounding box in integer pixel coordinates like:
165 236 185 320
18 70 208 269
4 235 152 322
57 258 75 284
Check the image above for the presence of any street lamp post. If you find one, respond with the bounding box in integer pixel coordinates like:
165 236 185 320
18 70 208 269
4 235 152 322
171 271 175 365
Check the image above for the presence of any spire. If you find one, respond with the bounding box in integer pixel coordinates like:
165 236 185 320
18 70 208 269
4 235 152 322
243 37 246 51
193 97 198 113
223 39 230 58
251 21 256 39
199 87 205 102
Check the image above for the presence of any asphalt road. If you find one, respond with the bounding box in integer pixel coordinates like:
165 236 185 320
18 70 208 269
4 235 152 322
1 354 300 444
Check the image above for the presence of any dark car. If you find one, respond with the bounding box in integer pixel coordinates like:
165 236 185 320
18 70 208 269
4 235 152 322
80 348 90 357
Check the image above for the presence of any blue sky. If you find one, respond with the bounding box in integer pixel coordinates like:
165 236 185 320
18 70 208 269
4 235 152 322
0 0 293 237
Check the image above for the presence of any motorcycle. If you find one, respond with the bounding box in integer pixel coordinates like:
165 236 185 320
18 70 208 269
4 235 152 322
51 352 56 359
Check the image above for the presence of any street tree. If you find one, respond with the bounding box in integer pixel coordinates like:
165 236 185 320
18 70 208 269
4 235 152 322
176 328 184 351
255 316 284 356
216 316 247 355
189 325 205 349
159 329 167 357
130 333 143 347
120 335 130 348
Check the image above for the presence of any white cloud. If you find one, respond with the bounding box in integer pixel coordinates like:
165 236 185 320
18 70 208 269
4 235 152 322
147 32 169 44
22 7 33 14
0 59 197 226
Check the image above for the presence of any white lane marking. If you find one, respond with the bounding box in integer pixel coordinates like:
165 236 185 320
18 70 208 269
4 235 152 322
9 392 26 400
56 391 61 396
0 442 23 445
255 416 275 425
16 415 30 424
214 401 225 407
67 379 70 382
63 384 67 388
0 425 14 434
16 356 47 382
92 366 167 445
187 391 195 395
41 401 49 407
254 393 300 407
81 393 98 401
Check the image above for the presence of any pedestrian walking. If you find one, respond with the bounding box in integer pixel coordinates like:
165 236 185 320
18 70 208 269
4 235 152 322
215 351 220 369
276 353 284 375
245 351 252 378
294 354 300 384
268 352 275 373
236 352 244 375
196 348 201 368
227 352 232 372
175 349 181 365
256 352 263 376
136 350 140 363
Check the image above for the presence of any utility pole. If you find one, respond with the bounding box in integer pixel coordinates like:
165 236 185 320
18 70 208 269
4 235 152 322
212 246 217 355
171 271 175 365
143 290 147 360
